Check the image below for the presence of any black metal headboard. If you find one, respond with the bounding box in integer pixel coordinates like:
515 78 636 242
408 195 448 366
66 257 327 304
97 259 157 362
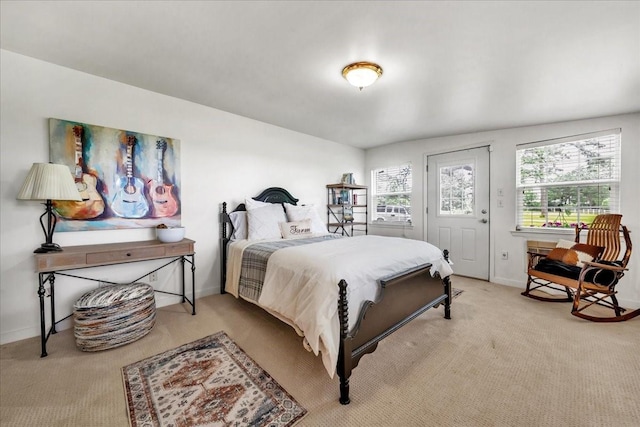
220 187 299 292
221 186 299 232
252 187 299 205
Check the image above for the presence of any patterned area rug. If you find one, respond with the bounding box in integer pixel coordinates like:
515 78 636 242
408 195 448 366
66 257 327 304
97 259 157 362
122 331 306 427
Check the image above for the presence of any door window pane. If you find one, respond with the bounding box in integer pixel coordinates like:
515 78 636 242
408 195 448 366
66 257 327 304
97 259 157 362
439 163 474 216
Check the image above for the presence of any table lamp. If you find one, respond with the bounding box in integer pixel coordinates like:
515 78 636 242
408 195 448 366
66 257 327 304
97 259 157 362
17 163 82 253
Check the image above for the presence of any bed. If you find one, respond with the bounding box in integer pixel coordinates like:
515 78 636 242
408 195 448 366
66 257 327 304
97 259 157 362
220 187 453 404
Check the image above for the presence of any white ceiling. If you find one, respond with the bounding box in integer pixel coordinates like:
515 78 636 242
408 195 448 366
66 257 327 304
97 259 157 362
1 1 639 149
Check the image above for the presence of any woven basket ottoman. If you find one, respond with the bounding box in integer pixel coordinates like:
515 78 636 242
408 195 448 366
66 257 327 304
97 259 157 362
74 283 156 352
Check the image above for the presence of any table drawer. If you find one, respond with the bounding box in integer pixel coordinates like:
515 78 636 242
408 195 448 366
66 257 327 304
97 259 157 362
37 253 87 272
165 241 194 256
86 246 166 265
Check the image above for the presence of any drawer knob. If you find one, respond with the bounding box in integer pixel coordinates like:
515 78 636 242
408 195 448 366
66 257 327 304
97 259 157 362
126 253 131 257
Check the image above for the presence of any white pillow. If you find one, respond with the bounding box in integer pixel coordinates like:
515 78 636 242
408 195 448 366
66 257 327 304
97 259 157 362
247 204 287 240
279 219 313 240
228 211 247 240
556 239 576 249
284 204 328 235
245 198 271 210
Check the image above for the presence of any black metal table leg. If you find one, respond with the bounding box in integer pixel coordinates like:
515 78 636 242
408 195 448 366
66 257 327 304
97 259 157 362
181 256 186 304
191 253 196 315
49 274 57 334
38 273 47 357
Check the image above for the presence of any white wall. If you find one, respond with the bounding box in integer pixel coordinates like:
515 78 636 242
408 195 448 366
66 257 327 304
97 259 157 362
366 113 640 308
0 50 365 345
3 49 637 346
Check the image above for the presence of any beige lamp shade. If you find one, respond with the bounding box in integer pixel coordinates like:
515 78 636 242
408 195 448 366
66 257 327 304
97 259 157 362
17 163 82 201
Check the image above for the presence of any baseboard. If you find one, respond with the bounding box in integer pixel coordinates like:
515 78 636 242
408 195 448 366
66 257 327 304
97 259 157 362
0 326 37 346
0 286 219 346
490 277 523 288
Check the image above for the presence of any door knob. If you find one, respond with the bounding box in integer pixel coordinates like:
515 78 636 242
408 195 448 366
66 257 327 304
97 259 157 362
481 209 487 214
480 218 488 223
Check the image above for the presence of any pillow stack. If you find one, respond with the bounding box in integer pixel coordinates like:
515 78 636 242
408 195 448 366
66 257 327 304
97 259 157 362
545 239 604 268
229 199 329 241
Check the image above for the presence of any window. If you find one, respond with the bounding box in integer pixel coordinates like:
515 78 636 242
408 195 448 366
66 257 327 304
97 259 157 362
371 163 412 224
516 129 620 229
439 162 475 216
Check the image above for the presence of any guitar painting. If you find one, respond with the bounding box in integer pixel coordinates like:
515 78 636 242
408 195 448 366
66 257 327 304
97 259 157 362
147 139 179 218
49 118 181 231
111 135 150 218
53 125 105 219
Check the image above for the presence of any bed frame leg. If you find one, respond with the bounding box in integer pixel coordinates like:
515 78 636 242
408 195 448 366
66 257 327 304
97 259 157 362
442 250 452 320
443 276 452 319
339 377 350 405
337 279 352 405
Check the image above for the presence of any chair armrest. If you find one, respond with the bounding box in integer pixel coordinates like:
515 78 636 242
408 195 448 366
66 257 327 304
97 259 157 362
527 251 549 257
581 260 627 272
526 251 548 269
577 260 627 289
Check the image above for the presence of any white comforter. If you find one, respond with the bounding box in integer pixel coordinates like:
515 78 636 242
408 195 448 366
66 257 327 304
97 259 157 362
226 235 453 378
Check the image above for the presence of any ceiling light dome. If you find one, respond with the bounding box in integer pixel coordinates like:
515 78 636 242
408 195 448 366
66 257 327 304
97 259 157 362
342 62 383 90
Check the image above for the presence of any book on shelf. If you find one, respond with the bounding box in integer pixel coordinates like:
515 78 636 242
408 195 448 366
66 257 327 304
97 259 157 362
340 189 349 204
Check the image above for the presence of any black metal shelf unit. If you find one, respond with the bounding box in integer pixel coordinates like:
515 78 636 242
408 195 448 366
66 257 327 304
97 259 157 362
326 183 368 237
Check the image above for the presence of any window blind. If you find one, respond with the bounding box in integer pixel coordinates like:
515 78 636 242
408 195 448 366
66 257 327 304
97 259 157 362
515 130 620 229
371 163 413 222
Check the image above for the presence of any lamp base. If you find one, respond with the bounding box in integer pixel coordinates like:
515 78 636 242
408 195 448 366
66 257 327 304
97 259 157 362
34 243 63 253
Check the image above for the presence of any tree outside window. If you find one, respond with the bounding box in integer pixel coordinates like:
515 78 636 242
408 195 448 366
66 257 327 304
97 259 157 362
516 130 620 229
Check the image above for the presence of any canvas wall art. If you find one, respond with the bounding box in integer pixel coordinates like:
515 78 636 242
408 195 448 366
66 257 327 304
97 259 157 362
49 118 181 231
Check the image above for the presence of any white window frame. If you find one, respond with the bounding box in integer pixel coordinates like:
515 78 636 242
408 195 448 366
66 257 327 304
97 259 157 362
371 163 412 225
515 129 621 231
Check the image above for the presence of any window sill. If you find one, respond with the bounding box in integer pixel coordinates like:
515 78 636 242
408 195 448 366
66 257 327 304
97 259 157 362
369 222 414 229
511 227 575 239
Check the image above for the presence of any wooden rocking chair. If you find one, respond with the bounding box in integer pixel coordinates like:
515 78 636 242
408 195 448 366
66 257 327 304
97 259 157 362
522 214 638 322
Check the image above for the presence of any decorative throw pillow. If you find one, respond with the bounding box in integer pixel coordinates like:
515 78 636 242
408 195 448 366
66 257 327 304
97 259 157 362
279 219 313 239
247 204 287 240
571 243 603 261
547 241 603 268
546 247 574 263
228 211 247 240
284 204 328 235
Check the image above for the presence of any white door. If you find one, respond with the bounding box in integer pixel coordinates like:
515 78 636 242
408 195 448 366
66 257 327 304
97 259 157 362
425 146 490 280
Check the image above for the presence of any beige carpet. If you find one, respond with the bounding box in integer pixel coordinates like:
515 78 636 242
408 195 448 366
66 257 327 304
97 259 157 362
2 276 639 426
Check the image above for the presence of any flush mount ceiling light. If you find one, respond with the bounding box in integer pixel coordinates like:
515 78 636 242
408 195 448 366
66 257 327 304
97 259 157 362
342 61 383 90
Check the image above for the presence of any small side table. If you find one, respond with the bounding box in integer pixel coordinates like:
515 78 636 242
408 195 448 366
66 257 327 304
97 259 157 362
35 238 195 357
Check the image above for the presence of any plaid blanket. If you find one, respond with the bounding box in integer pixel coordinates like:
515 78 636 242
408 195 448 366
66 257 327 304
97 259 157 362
238 235 343 301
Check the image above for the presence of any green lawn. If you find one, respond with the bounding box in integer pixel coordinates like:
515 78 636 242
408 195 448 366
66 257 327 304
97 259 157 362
521 211 600 228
